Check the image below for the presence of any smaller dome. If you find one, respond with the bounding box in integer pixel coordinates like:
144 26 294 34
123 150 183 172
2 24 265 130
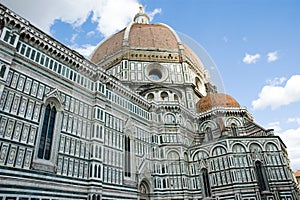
196 93 240 113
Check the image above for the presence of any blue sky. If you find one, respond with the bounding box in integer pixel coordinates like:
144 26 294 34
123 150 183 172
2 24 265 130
1 0 300 170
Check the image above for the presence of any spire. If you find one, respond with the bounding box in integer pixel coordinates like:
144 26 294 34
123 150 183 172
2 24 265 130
133 5 150 24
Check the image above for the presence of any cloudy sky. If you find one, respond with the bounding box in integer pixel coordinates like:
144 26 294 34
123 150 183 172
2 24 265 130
1 0 300 171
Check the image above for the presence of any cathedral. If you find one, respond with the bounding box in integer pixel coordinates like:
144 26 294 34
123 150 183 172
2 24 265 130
0 3 299 200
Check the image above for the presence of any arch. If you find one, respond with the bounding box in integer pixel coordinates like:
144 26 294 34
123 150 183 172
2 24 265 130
254 160 269 192
192 150 209 162
167 150 180 160
225 117 242 127
232 143 247 153
37 104 57 160
211 145 227 156
139 179 151 199
265 142 279 151
164 113 176 124
199 120 217 132
249 142 263 152
200 168 212 198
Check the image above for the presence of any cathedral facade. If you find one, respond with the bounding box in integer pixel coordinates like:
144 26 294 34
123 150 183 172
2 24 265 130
0 4 299 200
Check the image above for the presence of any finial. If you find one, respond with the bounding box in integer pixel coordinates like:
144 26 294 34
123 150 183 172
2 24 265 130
133 4 150 24
139 4 143 13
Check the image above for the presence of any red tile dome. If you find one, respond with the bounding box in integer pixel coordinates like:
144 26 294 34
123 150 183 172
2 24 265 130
196 93 240 113
90 22 203 69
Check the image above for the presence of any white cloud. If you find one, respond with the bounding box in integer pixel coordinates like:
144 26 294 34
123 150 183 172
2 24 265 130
71 44 98 58
266 77 287 86
266 120 300 171
70 34 78 44
276 126 300 171
266 121 282 132
148 8 162 21
287 117 300 125
1 0 161 37
252 75 300 110
267 51 278 62
242 53 260 64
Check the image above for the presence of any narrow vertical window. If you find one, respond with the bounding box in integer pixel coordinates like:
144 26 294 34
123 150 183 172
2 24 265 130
255 161 269 191
231 123 238 137
124 136 131 177
206 127 213 141
0 65 6 78
38 104 56 160
201 168 212 197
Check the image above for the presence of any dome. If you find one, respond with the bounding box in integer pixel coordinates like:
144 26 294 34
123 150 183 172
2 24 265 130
90 11 203 70
196 93 240 113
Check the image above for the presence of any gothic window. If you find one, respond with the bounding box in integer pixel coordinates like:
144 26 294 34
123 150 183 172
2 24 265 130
231 123 238 136
37 104 56 160
124 136 131 177
255 161 269 192
140 181 149 195
201 168 212 197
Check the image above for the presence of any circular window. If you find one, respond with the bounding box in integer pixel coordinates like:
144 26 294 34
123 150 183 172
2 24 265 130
147 93 154 100
149 69 162 80
145 63 168 82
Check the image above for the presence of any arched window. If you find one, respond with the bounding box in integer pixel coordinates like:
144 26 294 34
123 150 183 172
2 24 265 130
206 127 213 141
160 92 168 101
174 94 178 101
147 93 154 101
164 113 175 124
231 123 238 136
195 77 202 91
201 168 212 197
149 68 162 80
255 161 269 192
38 104 56 160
